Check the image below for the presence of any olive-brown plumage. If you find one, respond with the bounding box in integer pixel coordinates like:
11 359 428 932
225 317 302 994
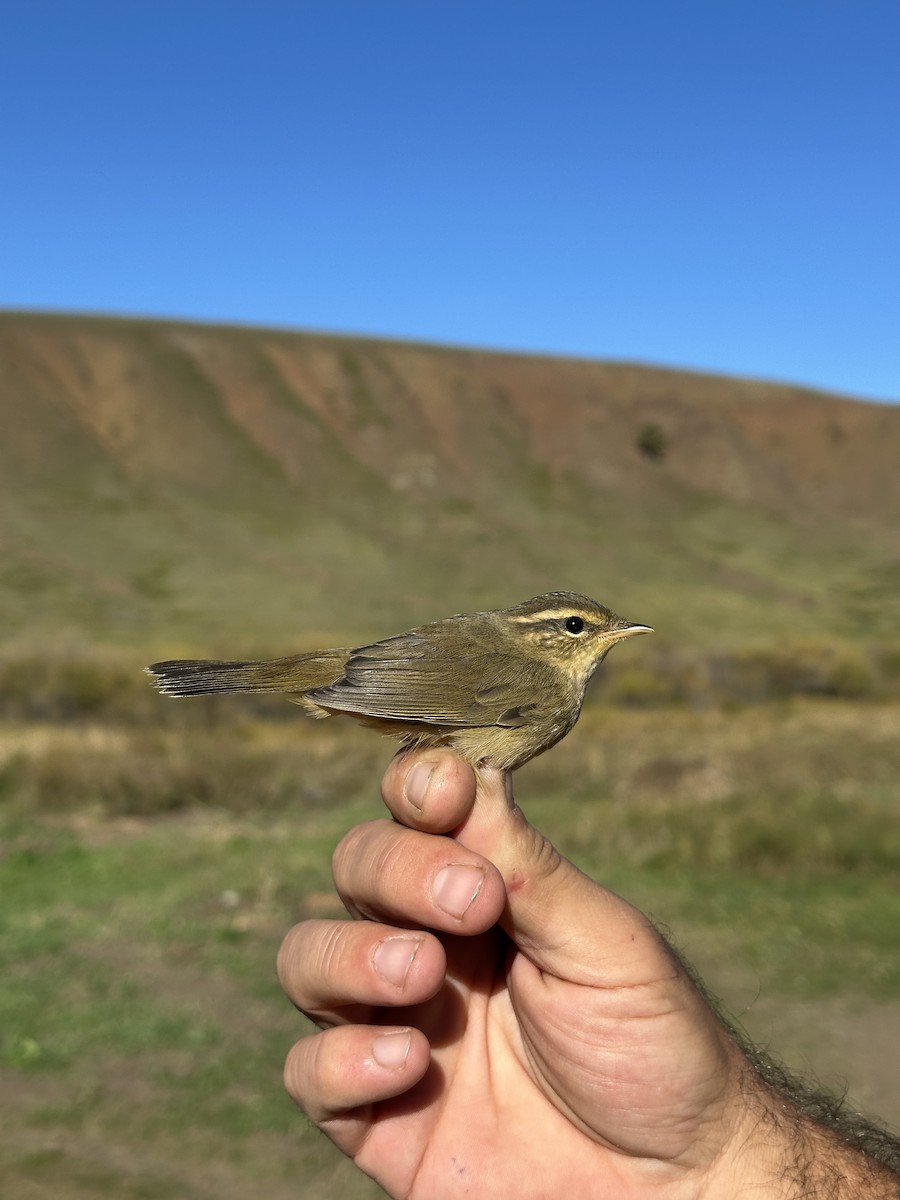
147 592 651 770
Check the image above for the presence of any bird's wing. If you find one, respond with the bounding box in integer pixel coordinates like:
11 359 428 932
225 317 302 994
308 632 554 727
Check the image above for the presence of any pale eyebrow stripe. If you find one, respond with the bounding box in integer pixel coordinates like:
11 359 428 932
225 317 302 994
509 612 572 626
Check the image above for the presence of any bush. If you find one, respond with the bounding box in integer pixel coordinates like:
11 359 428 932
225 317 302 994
600 665 681 708
0 654 154 721
636 422 669 459
710 640 876 704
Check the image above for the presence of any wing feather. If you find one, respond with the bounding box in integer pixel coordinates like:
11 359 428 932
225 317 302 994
308 631 553 727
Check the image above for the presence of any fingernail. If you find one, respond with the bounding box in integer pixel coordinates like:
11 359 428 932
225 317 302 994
405 762 434 811
433 863 485 918
372 1030 411 1070
372 936 422 987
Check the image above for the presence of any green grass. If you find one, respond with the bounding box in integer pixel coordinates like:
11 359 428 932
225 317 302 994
1 701 898 1197
0 798 382 1198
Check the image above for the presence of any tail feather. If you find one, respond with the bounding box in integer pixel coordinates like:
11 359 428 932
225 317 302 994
147 651 349 697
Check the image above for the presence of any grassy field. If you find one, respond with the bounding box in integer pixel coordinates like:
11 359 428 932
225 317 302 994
4 315 899 1196
2 695 898 1199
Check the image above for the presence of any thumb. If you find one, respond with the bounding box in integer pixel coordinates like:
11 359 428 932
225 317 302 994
453 766 675 989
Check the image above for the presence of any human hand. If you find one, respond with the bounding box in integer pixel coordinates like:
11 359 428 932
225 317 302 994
277 751 895 1198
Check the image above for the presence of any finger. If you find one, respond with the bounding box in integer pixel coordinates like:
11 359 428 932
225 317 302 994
277 918 446 1021
381 748 478 832
332 818 506 933
453 765 682 989
284 1024 430 1157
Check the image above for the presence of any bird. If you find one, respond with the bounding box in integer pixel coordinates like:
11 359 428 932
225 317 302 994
147 592 651 770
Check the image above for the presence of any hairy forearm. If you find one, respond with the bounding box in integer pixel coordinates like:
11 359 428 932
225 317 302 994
705 1040 900 1198
781 1109 900 1198
663 938 900 1197
742 1049 900 1197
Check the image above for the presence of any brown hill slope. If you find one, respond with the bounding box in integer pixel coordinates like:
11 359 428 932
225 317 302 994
1 310 898 652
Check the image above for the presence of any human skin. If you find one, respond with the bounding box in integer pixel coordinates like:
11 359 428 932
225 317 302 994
277 750 899 1198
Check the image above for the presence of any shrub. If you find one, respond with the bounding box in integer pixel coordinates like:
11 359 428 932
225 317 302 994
636 422 669 459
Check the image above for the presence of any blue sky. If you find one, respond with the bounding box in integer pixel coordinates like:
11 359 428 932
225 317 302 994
2 1 898 400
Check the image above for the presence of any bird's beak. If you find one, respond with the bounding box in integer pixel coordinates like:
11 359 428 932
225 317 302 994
606 622 654 644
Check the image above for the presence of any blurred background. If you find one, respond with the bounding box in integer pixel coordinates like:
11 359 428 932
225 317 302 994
1 3 898 1197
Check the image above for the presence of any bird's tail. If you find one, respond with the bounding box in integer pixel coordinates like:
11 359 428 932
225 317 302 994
146 651 349 697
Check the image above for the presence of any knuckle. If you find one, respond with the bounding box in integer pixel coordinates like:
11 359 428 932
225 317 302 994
283 1036 315 1105
331 819 391 888
277 919 348 1008
276 923 302 992
284 1031 341 1105
526 826 566 883
311 919 349 983
369 829 411 883
333 820 421 919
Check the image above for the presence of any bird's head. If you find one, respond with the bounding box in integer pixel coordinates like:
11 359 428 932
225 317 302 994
502 591 652 685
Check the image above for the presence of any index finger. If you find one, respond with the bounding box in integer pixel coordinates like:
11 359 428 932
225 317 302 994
381 749 478 832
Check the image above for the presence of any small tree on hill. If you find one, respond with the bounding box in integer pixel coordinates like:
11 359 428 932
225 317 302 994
637 422 668 460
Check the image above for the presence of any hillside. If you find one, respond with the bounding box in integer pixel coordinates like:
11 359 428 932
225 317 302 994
1 310 899 655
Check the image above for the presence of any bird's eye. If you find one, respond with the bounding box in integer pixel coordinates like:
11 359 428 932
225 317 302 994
564 616 585 634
